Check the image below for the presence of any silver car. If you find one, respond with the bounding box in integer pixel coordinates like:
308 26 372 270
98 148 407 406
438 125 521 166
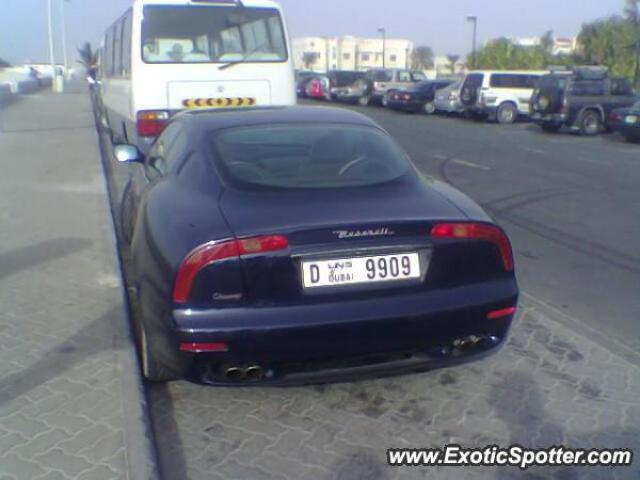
434 81 464 114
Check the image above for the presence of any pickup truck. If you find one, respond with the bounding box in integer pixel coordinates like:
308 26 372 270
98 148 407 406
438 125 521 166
530 68 637 136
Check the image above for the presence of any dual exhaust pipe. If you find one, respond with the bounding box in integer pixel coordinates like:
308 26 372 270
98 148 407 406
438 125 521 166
222 364 265 382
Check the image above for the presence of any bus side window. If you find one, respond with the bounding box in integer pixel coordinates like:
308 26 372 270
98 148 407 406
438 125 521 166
104 28 114 77
113 19 122 77
122 11 132 77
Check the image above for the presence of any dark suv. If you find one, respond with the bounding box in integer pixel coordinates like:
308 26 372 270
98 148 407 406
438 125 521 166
530 68 636 135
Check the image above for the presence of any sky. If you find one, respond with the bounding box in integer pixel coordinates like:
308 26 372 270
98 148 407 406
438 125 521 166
0 0 627 65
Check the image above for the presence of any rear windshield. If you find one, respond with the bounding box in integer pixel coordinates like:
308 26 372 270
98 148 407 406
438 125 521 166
141 6 287 64
537 75 569 90
411 72 428 82
212 124 410 190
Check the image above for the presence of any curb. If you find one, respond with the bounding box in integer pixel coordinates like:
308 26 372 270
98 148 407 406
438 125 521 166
89 91 161 480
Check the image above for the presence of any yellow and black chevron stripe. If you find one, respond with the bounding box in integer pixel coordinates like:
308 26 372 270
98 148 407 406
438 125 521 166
182 97 256 109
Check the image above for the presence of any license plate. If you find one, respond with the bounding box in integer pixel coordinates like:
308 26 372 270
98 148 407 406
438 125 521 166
302 253 421 289
625 115 638 124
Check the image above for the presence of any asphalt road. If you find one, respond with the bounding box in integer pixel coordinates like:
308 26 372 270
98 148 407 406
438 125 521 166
318 102 640 354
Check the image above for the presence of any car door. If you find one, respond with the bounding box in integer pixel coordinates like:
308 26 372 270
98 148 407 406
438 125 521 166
123 121 187 242
609 78 636 113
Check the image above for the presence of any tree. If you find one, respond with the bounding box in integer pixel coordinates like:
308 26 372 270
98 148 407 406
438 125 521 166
624 0 640 86
410 46 434 70
541 30 555 54
446 54 460 74
301 51 320 70
77 42 98 71
577 16 636 80
0 58 11 69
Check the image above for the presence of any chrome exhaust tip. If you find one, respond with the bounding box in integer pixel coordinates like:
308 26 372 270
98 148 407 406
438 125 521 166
245 365 264 382
223 366 245 381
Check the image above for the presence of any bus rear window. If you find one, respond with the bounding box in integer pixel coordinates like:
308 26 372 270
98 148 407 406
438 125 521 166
141 6 287 64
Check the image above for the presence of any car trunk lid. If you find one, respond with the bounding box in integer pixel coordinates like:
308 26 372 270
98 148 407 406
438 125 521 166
218 177 468 305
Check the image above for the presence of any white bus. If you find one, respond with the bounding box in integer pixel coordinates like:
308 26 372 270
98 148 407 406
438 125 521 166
99 0 295 151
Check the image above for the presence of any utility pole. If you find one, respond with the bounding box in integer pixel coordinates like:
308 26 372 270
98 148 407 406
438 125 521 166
377 28 386 68
61 0 70 79
466 16 478 70
47 0 56 86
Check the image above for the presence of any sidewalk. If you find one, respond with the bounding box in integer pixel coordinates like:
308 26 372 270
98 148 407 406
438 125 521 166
0 87 157 479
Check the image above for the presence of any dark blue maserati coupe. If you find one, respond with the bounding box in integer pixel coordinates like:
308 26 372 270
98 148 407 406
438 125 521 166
114 106 518 384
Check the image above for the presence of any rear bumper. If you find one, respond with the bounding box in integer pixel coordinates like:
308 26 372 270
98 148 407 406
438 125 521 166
172 279 518 384
386 100 422 112
531 112 567 126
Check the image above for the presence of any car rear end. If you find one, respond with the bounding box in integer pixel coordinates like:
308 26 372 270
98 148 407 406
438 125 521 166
609 103 640 141
384 89 424 112
166 120 519 385
435 82 463 113
129 0 295 150
530 74 571 128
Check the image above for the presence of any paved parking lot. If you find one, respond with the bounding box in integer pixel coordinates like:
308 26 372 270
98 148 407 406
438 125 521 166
96 101 640 479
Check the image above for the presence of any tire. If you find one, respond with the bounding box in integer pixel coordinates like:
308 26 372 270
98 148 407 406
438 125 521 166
496 102 518 124
423 101 436 115
359 95 371 106
119 183 136 245
541 123 562 133
579 110 602 136
135 286 185 383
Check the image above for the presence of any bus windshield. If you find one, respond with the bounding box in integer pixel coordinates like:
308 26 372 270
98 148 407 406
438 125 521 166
141 5 287 64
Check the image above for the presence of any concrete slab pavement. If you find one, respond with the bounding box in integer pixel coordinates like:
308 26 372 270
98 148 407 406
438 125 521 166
0 88 157 478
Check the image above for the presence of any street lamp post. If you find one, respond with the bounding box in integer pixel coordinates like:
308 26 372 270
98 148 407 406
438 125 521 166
466 15 478 70
61 0 70 79
377 28 386 68
47 0 56 86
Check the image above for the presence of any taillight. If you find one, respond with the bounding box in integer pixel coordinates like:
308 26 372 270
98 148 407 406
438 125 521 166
431 223 514 272
403 94 411 101
137 111 169 137
173 235 289 304
448 93 457 101
487 306 517 320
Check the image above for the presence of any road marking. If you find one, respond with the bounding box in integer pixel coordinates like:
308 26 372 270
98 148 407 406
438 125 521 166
451 158 491 171
523 147 546 155
432 154 448 160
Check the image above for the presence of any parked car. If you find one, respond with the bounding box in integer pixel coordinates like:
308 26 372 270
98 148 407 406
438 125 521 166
327 70 365 100
434 81 464 114
384 80 454 114
305 75 331 100
609 101 640 142
358 69 428 106
530 67 637 135
114 106 518 384
296 71 320 98
460 70 548 124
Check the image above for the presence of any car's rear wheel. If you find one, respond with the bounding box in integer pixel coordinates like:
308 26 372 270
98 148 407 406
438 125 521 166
497 102 518 124
541 123 562 133
423 101 436 115
135 287 185 383
120 183 136 245
579 110 602 136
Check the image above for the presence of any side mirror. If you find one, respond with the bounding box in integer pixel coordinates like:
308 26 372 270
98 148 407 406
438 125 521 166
113 144 143 163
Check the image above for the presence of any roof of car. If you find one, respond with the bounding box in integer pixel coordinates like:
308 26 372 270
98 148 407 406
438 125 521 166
179 106 381 130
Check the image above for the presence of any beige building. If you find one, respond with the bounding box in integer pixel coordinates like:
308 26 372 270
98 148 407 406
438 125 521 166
293 36 414 72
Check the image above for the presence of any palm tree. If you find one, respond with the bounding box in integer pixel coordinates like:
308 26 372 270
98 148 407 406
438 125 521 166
77 42 98 71
301 52 319 70
446 54 460 74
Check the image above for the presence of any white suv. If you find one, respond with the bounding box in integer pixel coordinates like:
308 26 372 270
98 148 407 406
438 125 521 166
460 70 548 124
